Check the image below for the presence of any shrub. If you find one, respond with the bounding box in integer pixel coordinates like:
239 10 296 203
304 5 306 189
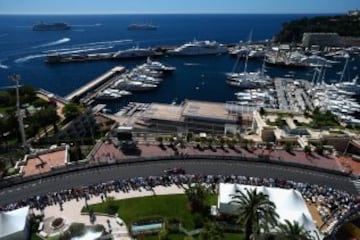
104 197 118 215
193 213 204 229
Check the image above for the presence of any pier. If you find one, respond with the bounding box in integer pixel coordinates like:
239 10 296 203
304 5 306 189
65 66 125 104
274 77 314 112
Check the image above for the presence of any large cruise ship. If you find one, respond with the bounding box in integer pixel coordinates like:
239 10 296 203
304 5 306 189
127 24 157 30
168 40 227 56
33 22 71 31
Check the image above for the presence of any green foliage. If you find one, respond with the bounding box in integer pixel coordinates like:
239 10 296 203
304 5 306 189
259 107 266 116
0 160 6 174
315 144 324 156
198 221 224 240
156 136 163 143
184 183 209 213
158 228 169 240
284 142 294 153
231 188 279 240
62 102 84 121
0 91 12 108
84 194 206 230
276 220 313 240
304 146 311 154
104 196 119 215
310 108 339 128
69 144 84 161
59 223 86 240
193 212 205 229
275 15 360 43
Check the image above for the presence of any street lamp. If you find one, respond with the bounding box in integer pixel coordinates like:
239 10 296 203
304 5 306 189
8 74 27 148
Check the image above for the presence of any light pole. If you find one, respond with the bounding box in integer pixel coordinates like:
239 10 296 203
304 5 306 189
8 74 27 148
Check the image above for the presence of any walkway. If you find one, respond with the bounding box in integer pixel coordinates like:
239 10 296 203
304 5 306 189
34 185 184 240
92 142 345 172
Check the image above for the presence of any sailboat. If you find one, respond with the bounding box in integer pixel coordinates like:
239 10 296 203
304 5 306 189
334 57 360 95
225 31 270 88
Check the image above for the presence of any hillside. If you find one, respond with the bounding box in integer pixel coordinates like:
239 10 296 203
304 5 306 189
274 14 360 43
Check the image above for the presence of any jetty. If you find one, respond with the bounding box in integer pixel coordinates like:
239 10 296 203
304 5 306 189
65 66 125 104
46 49 164 64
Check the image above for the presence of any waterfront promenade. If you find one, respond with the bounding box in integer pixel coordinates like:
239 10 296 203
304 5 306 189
92 141 345 173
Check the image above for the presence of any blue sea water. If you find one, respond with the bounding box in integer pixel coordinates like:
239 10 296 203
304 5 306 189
0 14 358 111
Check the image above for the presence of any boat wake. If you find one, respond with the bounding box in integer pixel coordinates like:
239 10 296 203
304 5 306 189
15 39 133 64
184 63 201 66
33 38 71 48
71 23 102 27
0 61 9 69
49 46 115 55
0 33 8 39
45 39 132 54
14 54 46 63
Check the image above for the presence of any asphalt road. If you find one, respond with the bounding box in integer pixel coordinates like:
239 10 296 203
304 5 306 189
0 159 357 205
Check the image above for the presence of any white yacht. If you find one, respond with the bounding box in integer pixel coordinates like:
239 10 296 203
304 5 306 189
127 72 162 84
114 79 157 92
335 75 360 95
96 89 123 100
132 66 163 78
168 40 227 56
141 57 176 72
226 50 270 89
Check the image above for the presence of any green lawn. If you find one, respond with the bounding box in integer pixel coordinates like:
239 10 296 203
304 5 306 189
86 194 196 229
84 194 243 240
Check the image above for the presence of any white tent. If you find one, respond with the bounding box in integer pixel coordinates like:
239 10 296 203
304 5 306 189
0 206 30 240
218 183 321 239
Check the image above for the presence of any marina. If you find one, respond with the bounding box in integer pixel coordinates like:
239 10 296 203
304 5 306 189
65 58 176 105
65 65 126 103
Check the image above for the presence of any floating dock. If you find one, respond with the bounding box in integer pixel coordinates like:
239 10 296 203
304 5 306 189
65 66 125 103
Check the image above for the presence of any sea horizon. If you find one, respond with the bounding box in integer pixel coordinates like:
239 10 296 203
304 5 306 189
0 13 357 112
0 12 345 16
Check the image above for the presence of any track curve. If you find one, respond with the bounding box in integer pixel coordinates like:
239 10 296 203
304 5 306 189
0 159 356 205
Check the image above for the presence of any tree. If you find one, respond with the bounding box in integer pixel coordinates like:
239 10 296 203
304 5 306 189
231 188 279 240
62 102 83 121
104 197 118 215
284 142 293 154
259 107 266 116
158 228 169 240
184 183 209 213
276 220 313 240
304 146 311 155
315 144 324 156
198 221 224 240
46 106 60 133
0 159 6 176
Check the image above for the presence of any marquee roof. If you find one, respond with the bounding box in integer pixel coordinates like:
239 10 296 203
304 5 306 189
218 183 320 239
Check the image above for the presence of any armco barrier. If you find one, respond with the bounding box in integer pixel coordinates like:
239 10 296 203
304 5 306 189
0 154 350 189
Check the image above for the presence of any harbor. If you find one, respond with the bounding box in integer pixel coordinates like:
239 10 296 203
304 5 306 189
65 58 176 105
65 65 126 104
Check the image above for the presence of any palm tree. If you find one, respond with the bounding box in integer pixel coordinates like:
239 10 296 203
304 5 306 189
198 221 224 240
231 188 279 240
276 220 313 240
184 183 209 213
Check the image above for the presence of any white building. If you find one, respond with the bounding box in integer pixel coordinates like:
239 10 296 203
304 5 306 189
218 183 321 239
0 206 30 240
